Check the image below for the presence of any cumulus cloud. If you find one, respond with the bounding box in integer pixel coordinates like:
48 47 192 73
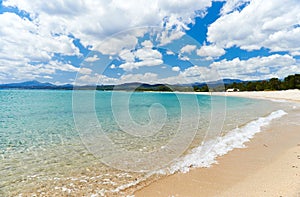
210 54 298 80
162 54 300 84
0 59 86 82
180 44 197 54
119 59 163 71
220 0 250 15
141 40 154 48
119 72 159 84
119 46 163 71
78 68 93 75
207 0 300 54
135 48 162 61
143 65 222 84
45 61 93 75
172 66 181 72
0 12 80 60
0 11 81 82
84 55 100 62
166 50 175 55
110 64 116 69
1 0 212 82
77 73 118 85
95 33 142 55
3 0 211 49
157 17 188 46
196 45 225 59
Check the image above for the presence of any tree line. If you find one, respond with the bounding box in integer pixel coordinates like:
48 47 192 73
194 74 300 92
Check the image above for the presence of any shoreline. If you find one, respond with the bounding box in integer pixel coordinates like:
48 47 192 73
223 89 300 103
134 90 300 196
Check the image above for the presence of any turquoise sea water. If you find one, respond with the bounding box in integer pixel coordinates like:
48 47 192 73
0 90 289 196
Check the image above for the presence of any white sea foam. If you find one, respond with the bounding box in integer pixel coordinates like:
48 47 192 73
163 109 287 174
269 99 289 103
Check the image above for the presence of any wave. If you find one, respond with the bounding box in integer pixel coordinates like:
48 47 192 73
269 99 289 103
163 109 287 174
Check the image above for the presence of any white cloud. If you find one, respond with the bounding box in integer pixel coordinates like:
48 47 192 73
265 28 300 56
119 72 159 84
196 45 225 58
141 40 154 48
207 0 300 54
179 55 190 61
0 12 81 82
119 49 136 62
135 48 162 61
44 61 79 73
163 54 300 84
166 50 175 55
119 59 163 71
143 65 221 84
84 55 100 62
3 0 212 49
78 68 93 75
180 44 197 54
162 54 300 83
119 47 163 71
157 27 186 46
95 33 140 55
172 66 181 72
110 64 116 69
209 54 298 80
220 0 250 15
77 73 118 85
1 0 212 82
179 65 221 82
0 12 80 59
0 58 87 82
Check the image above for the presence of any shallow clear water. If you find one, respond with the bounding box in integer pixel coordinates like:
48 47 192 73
0 90 288 196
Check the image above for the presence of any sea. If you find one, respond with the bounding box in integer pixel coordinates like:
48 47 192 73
0 89 296 196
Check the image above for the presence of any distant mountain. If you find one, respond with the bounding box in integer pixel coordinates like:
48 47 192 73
0 80 72 89
222 79 244 84
0 79 244 91
0 80 54 88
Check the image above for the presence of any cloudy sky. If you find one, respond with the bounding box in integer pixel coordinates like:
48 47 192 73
0 0 300 85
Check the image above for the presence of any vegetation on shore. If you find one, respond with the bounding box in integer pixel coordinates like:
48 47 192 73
224 74 300 92
193 74 300 92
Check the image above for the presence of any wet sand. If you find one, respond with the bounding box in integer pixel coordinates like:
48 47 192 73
135 90 300 197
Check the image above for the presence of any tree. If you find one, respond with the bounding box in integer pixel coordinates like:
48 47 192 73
268 78 281 90
200 85 209 92
295 74 300 89
246 82 256 91
256 83 264 91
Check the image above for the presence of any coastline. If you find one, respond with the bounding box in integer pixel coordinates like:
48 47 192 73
224 89 300 103
134 90 300 196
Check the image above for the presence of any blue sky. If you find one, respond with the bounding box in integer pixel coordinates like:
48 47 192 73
0 0 300 85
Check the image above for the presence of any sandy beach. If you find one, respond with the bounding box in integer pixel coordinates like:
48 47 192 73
135 90 300 197
225 89 300 103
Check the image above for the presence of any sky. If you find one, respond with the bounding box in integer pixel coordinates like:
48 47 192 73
0 0 300 85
